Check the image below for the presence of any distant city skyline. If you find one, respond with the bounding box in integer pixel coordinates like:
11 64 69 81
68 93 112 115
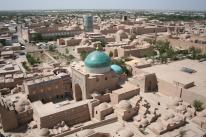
0 0 206 11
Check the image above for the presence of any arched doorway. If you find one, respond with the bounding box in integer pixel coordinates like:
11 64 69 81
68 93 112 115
74 84 83 101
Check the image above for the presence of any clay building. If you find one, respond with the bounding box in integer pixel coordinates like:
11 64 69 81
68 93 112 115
71 50 124 101
140 59 206 105
24 73 72 102
32 100 91 128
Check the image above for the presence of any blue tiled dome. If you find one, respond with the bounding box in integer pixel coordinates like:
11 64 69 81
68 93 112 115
84 51 111 68
111 64 123 74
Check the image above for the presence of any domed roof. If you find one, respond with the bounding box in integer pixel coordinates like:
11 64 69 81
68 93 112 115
117 29 125 35
85 51 111 68
118 100 132 110
116 29 128 38
16 105 25 113
98 103 109 110
117 128 134 137
77 129 95 137
39 128 50 136
111 64 123 74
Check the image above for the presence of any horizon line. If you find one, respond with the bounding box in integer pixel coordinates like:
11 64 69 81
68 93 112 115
0 8 206 12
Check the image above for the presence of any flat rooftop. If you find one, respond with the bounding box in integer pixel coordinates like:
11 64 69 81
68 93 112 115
32 100 89 117
112 82 139 94
141 59 206 96
26 75 59 86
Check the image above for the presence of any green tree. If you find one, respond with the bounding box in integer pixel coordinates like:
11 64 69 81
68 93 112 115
189 47 201 60
68 55 75 60
112 58 131 76
22 62 30 71
80 51 90 61
49 45 57 52
33 33 43 42
26 54 41 65
193 100 204 111
0 39 6 46
109 51 113 58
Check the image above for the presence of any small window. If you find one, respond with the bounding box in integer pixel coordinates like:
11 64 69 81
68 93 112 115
105 77 108 80
96 111 98 114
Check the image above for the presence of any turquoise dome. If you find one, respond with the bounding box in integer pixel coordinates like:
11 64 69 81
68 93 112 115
111 64 123 74
84 51 111 68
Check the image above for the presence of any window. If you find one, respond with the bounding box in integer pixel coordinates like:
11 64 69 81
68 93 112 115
105 77 108 80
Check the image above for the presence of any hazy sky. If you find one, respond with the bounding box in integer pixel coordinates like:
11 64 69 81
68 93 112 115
0 0 206 11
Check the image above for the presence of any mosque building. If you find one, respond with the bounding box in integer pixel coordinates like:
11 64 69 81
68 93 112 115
71 50 124 101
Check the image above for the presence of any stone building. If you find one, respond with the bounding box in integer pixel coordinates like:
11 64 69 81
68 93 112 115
57 37 81 46
105 42 153 58
129 72 158 93
0 97 18 131
94 102 113 121
115 29 128 42
140 59 206 105
0 93 33 131
115 100 138 121
32 100 91 128
24 74 72 102
71 50 123 101
110 82 140 104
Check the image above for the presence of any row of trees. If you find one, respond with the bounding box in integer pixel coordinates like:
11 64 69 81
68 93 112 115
26 53 41 65
148 14 206 22
32 33 67 43
146 40 206 64
48 45 57 52
155 40 178 63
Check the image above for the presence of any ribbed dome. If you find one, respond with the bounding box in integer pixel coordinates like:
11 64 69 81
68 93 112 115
85 51 111 68
111 64 123 74
117 29 125 35
118 100 132 110
39 128 50 136
98 103 109 110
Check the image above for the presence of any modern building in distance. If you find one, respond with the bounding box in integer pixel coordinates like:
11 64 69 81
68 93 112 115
83 15 93 32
